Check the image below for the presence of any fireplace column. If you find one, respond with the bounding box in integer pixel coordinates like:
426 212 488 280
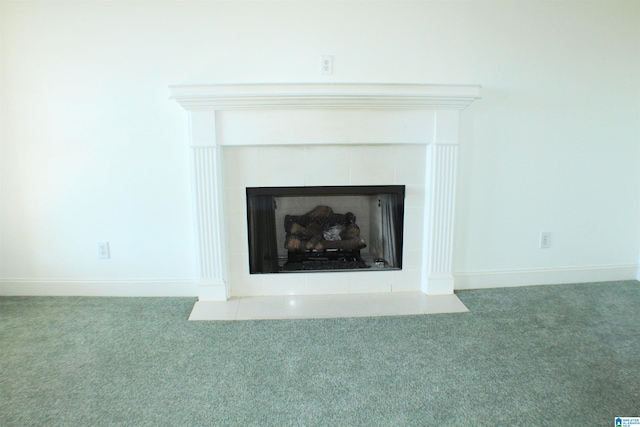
421 110 461 295
189 111 228 300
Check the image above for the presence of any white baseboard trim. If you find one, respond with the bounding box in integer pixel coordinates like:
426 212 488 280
0 279 199 297
3 267 638 296
454 264 639 290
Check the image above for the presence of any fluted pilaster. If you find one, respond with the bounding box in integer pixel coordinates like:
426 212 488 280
422 143 458 294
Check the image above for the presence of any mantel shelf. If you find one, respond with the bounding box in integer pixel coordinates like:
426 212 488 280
169 83 481 111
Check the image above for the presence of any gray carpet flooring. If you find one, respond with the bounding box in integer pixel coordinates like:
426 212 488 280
1 281 639 426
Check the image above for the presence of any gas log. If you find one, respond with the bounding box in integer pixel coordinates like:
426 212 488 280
284 206 366 252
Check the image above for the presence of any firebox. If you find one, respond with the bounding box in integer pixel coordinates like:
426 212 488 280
247 185 405 274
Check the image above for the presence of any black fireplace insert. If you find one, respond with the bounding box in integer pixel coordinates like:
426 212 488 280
246 185 405 274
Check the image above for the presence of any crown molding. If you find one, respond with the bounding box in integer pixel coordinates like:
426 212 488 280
169 83 481 111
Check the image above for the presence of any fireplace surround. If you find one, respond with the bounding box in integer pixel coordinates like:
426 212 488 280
170 83 481 301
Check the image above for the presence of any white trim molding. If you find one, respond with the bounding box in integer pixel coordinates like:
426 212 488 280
454 264 639 290
0 279 199 297
170 83 481 300
170 83 481 111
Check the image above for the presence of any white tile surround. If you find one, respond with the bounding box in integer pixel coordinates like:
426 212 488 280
170 83 481 302
225 145 425 295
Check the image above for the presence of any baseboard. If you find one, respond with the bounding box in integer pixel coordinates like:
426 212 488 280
454 264 639 290
3 266 638 296
0 279 199 297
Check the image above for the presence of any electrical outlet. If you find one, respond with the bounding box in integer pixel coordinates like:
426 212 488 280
539 232 551 249
98 241 110 259
320 55 333 75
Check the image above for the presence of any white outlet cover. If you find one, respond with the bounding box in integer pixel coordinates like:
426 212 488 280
320 55 333 75
539 232 551 249
98 241 111 259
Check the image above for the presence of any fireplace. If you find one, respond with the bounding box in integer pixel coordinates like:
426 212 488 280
170 83 481 300
247 185 405 274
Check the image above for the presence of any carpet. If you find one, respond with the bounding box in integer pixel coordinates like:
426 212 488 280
1 280 639 426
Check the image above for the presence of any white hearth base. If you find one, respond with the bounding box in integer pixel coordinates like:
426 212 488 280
170 83 480 301
189 291 469 321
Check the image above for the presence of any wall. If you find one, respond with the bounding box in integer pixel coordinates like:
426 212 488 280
0 2 3 282
1 0 638 295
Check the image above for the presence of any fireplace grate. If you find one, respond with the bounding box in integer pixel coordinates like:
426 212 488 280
283 249 369 271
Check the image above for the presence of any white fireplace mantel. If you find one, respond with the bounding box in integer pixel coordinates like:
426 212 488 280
170 83 480 110
170 83 481 301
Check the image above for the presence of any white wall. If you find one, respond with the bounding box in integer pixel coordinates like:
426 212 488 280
0 1 3 282
1 0 638 295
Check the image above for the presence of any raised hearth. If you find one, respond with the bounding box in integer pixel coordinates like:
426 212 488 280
170 83 481 301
